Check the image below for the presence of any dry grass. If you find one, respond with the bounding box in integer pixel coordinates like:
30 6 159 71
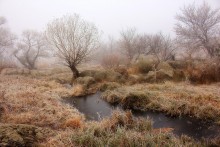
0 67 219 146
42 111 216 147
62 117 84 129
102 82 220 122
71 84 86 96
0 74 84 129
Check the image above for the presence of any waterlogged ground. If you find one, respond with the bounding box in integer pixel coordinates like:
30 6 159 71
64 92 220 140
0 68 220 146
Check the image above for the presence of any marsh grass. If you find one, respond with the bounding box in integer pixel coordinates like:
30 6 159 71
1 68 220 146
102 82 220 122
99 82 121 91
0 75 83 128
46 111 210 147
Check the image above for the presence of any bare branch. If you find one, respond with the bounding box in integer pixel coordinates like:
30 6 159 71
46 14 100 80
13 30 48 69
175 2 220 58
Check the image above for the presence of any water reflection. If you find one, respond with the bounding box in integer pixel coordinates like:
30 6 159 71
63 92 220 140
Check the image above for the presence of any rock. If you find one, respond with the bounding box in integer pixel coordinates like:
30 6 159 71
0 124 53 147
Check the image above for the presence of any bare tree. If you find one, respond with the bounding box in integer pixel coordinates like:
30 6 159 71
175 2 220 58
100 37 121 69
146 33 176 63
46 14 100 80
13 30 48 69
119 28 137 64
0 17 15 56
119 28 148 64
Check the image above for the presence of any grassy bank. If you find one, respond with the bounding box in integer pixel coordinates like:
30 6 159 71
102 82 220 123
0 68 220 146
0 73 84 146
42 111 219 147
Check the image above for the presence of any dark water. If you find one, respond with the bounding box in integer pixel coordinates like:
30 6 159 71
63 92 220 140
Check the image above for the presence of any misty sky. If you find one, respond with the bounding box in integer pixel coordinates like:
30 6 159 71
0 0 219 40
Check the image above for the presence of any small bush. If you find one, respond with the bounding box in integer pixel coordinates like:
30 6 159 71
102 87 152 110
71 111 156 147
187 60 220 84
173 70 186 81
122 91 151 110
136 59 154 73
62 117 84 129
75 76 95 88
99 82 121 91
101 90 123 104
114 66 128 77
80 70 122 82
101 53 121 69
127 74 146 84
168 60 187 69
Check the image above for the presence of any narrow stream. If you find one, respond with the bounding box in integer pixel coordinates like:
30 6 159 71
63 92 220 140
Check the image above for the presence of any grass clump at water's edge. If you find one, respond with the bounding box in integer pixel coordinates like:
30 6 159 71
101 82 220 123
1 69 220 146
42 111 218 147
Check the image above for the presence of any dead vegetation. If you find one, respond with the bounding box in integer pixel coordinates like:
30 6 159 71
0 72 85 146
0 75 83 128
102 82 220 122
42 111 219 147
0 68 219 146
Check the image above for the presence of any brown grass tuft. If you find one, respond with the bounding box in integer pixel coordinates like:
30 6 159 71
72 84 86 96
62 117 84 129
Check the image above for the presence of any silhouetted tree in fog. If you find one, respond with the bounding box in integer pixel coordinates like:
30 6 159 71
13 30 48 69
119 28 148 64
146 33 176 63
175 2 220 58
119 28 175 65
46 14 100 81
0 17 15 56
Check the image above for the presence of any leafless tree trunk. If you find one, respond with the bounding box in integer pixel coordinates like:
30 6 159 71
46 14 100 81
13 30 48 70
175 2 220 58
